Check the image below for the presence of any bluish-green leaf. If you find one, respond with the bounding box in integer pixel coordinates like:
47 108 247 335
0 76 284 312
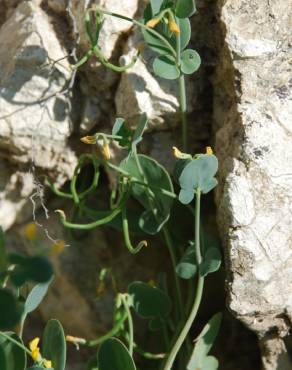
128 281 171 319
178 155 218 204
24 278 52 315
112 118 133 148
42 319 66 370
175 0 196 18
120 155 174 234
199 248 221 277
150 0 164 16
0 290 24 330
176 242 197 279
98 338 136 370
153 54 180 80
142 4 172 55
187 313 222 370
181 49 201 74
0 332 26 370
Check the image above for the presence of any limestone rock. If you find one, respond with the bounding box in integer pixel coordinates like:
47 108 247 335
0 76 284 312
115 32 180 130
0 1 77 180
0 160 35 230
214 0 292 368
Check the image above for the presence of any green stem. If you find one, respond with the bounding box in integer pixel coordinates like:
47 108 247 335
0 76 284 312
0 332 31 356
122 207 147 254
87 311 128 347
179 75 187 152
162 227 184 322
121 295 134 356
163 190 204 370
176 32 188 152
56 205 122 230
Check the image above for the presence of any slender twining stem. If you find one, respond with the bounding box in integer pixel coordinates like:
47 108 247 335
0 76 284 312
87 311 128 347
163 190 204 370
175 31 188 152
0 332 31 356
121 295 134 356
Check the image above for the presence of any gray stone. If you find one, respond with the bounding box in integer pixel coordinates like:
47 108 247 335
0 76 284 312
214 0 292 368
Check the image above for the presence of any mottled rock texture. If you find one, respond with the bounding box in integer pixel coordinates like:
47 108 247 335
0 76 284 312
214 0 292 368
0 0 291 369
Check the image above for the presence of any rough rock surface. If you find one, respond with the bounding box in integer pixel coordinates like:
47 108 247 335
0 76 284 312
0 0 78 228
214 0 292 368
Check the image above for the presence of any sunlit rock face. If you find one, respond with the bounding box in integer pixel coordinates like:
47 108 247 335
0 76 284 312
214 0 292 368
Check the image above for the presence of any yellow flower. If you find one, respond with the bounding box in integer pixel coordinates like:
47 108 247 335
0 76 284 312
44 360 52 369
206 146 213 155
51 240 65 255
101 142 111 160
24 222 37 241
146 18 160 28
80 135 97 144
172 146 183 158
29 337 41 361
169 19 180 34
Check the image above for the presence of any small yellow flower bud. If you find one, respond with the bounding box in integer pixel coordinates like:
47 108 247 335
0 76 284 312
24 222 37 241
29 337 41 361
29 337 40 351
146 18 160 28
172 146 183 158
80 135 97 144
51 240 65 255
206 146 213 155
169 19 180 34
102 143 111 160
143 240 148 247
44 360 52 369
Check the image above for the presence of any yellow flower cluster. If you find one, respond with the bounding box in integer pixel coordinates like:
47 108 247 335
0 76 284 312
29 337 52 368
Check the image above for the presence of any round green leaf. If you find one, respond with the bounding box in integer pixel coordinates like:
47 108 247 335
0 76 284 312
176 243 197 279
42 319 66 370
148 317 164 331
178 155 218 204
98 338 136 370
0 333 27 370
120 155 174 234
10 256 53 287
0 290 24 330
181 49 201 74
128 281 171 319
175 0 196 18
199 248 222 277
153 55 180 80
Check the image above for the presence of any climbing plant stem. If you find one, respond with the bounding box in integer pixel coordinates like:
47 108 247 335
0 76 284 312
163 190 204 370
